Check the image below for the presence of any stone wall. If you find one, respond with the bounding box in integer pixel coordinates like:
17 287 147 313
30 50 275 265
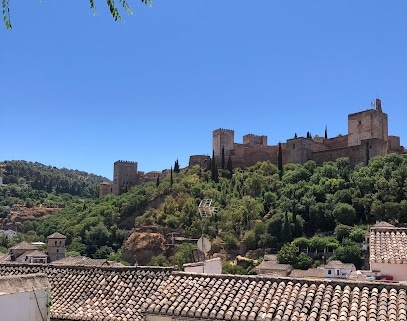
114 160 138 188
243 134 267 146
189 155 211 169
207 102 402 170
213 129 234 157
348 109 388 147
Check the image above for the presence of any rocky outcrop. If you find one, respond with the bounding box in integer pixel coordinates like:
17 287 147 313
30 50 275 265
123 230 167 265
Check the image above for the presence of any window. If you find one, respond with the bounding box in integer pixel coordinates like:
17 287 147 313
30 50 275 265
55 241 57 246
328 270 332 275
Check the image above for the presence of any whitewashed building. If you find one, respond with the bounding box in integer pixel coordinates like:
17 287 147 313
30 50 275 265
0 273 50 321
324 260 356 279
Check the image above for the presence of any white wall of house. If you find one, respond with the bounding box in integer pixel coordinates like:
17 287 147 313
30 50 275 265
183 257 222 274
324 268 353 279
370 262 407 281
0 274 50 321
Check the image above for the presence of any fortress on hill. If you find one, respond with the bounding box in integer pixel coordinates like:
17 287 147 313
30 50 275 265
190 99 404 169
101 99 404 197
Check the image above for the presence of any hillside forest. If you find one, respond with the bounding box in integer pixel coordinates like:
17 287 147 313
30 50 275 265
1 154 407 272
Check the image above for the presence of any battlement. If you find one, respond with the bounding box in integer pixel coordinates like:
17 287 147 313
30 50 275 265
114 160 137 165
213 128 234 134
243 134 267 146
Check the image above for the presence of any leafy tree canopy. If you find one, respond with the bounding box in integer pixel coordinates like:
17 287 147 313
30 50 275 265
2 0 152 29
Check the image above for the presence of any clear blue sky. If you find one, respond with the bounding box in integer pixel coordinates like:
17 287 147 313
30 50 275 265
1 0 406 180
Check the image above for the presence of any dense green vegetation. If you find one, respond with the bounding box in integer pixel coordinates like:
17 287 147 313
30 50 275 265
1 160 107 199
1 154 407 269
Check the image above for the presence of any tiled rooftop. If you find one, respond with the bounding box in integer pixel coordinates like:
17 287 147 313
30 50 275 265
143 273 407 321
15 250 48 263
9 241 36 251
51 256 117 267
289 268 325 279
48 232 66 239
325 260 356 270
1 263 407 321
370 229 407 263
0 263 173 321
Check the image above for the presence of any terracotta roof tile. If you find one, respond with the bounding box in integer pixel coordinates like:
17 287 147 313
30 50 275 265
143 273 407 321
9 241 36 251
47 232 66 239
370 228 407 263
2 263 407 321
0 263 172 321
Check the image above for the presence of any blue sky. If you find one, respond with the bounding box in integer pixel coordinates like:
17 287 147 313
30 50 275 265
1 0 406 180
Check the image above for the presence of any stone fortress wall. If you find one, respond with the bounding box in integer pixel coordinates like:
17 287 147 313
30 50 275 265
102 99 405 197
99 161 166 197
209 99 404 169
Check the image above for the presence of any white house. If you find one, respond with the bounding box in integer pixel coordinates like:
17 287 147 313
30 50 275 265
324 260 356 279
0 273 50 321
183 257 222 274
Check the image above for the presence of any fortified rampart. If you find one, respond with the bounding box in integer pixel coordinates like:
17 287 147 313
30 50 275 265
100 161 167 197
102 99 404 198
194 99 404 170
189 155 211 169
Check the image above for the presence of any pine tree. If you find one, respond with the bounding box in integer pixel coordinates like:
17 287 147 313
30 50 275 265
278 142 283 180
221 146 225 170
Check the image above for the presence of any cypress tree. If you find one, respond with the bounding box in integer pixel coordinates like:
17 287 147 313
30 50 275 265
278 142 283 180
156 175 160 187
294 133 297 138
211 150 219 183
174 159 180 173
170 167 173 188
227 156 233 179
292 192 300 237
281 211 292 244
324 126 328 139
221 146 225 170
306 131 310 138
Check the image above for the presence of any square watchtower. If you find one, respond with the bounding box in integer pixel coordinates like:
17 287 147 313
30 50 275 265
348 99 388 147
47 232 66 262
113 161 139 192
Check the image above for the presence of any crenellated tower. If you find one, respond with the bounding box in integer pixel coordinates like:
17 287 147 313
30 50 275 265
348 98 388 147
212 129 234 157
113 160 139 193
243 134 267 146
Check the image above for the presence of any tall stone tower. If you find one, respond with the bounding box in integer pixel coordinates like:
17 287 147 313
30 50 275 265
348 99 388 147
213 129 234 157
113 161 139 193
47 232 66 262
